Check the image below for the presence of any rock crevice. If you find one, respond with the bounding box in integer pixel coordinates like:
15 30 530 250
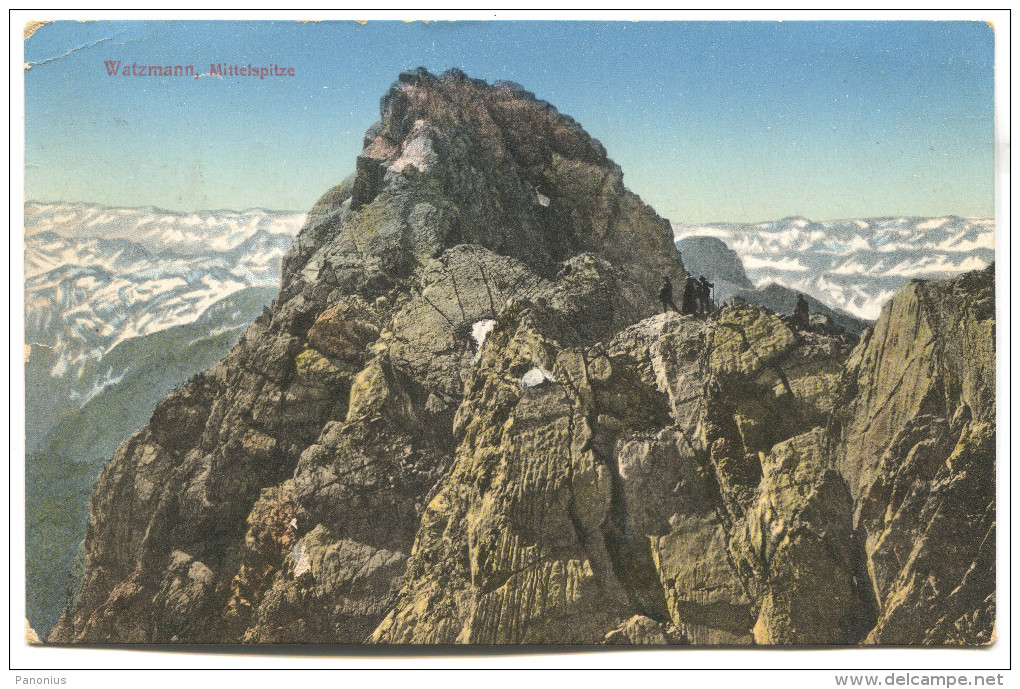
49 71 995 647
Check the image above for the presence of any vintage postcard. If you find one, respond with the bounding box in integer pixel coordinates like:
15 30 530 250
20 17 1000 657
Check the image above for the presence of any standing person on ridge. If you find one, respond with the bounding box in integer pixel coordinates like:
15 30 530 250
698 276 715 314
680 275 698 315
659 275 680 313
792 293 810 327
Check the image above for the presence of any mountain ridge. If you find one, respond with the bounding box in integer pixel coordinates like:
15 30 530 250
45 70 995 646
674 215 994 320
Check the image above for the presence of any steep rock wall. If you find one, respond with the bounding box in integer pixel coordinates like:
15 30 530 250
50 69 686 644
831 266 995 645
49 70 995 647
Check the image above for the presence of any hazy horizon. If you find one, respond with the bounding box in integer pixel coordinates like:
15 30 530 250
22 198 997 230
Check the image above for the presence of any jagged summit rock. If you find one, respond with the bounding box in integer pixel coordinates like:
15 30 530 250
371 302 863 644
49 69 686 644
283 66 684 302
49 70 994 647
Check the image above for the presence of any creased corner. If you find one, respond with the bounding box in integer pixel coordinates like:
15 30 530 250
25 619 42 645
24 20 51 41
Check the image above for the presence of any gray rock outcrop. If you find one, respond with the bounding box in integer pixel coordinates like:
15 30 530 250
675 235 753 303
49 68 686 644
49 71 995 647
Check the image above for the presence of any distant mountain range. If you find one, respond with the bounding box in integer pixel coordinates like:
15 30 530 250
24 202 304 635
676 235 869 335
25 203 305 452
26 285 278 635
23 203 995 637
674 216 994 320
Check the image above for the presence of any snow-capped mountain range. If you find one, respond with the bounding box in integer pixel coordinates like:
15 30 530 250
25 203 306 383
673 216 994 320
21 203 995 638
23 203 308 636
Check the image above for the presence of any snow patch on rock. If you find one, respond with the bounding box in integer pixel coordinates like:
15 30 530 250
471 319 496 363
293 543 311 578
521 366 556 389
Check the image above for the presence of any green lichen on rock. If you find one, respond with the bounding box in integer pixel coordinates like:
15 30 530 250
50 69 995 648
832 265 995 646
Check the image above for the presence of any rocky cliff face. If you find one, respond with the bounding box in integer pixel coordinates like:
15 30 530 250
49 70 995 646
831 266 995 645
49 68 684 644
372 303 863 644
675 235 753 303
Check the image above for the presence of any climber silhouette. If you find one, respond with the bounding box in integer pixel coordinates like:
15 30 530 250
792 293 810 327
698 276 714 314
680 276 698 315
659 276 680 313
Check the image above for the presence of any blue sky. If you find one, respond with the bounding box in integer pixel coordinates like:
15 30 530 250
24 20 994 223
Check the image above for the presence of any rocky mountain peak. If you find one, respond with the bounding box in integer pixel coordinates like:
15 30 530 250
48 72 994 648
282 68 684 308
376 67 610 171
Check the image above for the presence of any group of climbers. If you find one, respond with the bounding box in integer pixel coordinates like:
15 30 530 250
658 274 715 316
659 274 813 326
